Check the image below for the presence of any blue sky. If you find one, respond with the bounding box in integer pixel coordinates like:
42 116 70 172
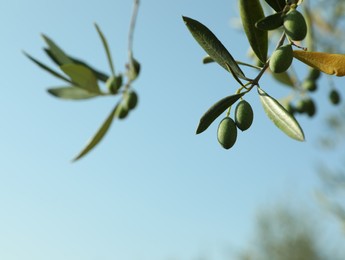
0 0 344 259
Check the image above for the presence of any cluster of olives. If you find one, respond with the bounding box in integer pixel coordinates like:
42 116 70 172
269 9 307 74
217 100 253 149
117 90 138 119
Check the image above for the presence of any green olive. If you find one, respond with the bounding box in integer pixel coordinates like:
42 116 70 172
235 100 254 131
118 104 129 119
217 117 237 150
106 75 123 94
307 69 321 81
304 98 316 117
269 44 293 73
329 89 341 105
283 10 307 41
302 79 317 92
124 91 138 110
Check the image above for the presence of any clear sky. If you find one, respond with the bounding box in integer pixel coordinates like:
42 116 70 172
0 0 344 260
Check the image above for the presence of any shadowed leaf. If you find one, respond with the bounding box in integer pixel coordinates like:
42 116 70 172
264 0 286 12
196 93 245 134
44 48 109 82
256 12 284 31
60 64 100 93
183 16 246 80
73 104 119 161
293 51 345 76
47 86 99 100
23 52 72 83
258 87 305 141
239 0 268 63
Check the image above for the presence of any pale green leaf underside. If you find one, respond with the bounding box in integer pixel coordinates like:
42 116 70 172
183 16 246 80
196 93 245 134
258 88 305 141
73 104 119 161
47 86 99 100
41 34 73 65
60 64 100 93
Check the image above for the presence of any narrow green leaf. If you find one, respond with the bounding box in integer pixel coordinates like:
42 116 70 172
41 34 73 65
271 71 295 87
258 87 305 141
47 86 99 100
239 0 268 63
23 51 72 84
264 0 286 12
60 64 100 93
256 12 284 31
182 16 247 80
44 48 109 82
73 104 119 161
94 23 115 76
196 93 245 134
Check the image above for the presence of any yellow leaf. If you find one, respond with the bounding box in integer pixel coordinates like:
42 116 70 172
293 50 345 76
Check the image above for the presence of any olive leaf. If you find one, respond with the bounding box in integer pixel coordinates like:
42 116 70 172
44 48 109 82
196 93 245 134
264 0 286 12
258 87 305 141
271 71 295 87
47 86 99 100
256 12 284 31
239 0 268 63
94 23 115 76
73 104 119 161
41 34 73 65
182 16 247 80
60 64 101 93
293 51 345 76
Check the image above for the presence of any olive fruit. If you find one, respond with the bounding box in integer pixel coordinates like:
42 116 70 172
269 44 293 73
329 89 341 105
127 57 141 81
307 69 321 81
304 98 316 117
124 91 138 110
217 117 237 150
106 75 123 94
117 104 129 119
283 10 307 41
302 79 317 92
295 99 307 114
235 100 254 131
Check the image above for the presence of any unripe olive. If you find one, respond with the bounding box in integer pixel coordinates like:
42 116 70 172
217 117 237 150
124 91 138 110
118 104 129 119
307 69 321 81
106 75 123 94
329 89 341 105
302 79 317 92
269 44 293 73
283 10 307 41
127 57 141 81
285 102 295 115
235 100 254 131
295 99 307 114
304 98 316 117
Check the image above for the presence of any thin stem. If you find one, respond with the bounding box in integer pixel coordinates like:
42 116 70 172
128 0 140 59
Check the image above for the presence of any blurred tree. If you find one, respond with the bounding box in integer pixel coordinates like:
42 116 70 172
238 206 343 260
